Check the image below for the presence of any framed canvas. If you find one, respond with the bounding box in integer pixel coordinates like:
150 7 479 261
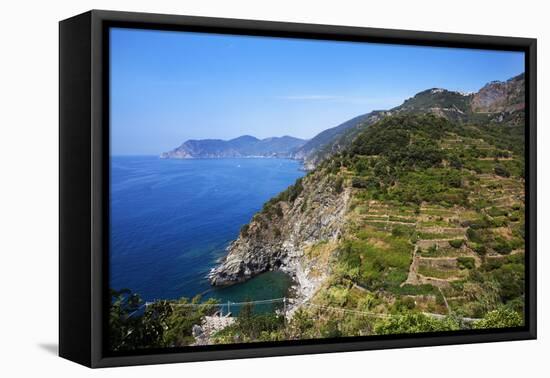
59 10 537 368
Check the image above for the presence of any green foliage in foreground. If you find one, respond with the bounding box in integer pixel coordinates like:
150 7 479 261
374 313 460 335
109 289 218 351
212 303 286 344
109 289 168 351
474 307 523 329
478 254 525 305
109 112 527 350
110 289 524 349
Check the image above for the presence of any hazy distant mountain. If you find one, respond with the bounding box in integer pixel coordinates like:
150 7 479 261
291 113 371 160
290 111 392 169
160 135 307 159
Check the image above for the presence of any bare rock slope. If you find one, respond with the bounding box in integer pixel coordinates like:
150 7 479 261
208 170 350 299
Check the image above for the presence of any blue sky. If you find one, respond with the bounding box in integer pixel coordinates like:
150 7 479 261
110 28 524 155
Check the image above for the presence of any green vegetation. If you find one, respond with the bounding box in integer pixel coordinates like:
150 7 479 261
449 239 465 248
109 289 218 351
474 307 523 329
457 257 475 270
374 313 460 335
335 228 412 291
212 303 286 343
418 265 461 280
310 113 525 332
111 107 526 349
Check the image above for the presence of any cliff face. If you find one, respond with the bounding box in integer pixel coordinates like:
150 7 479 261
471 73 525 113
208 170 351 296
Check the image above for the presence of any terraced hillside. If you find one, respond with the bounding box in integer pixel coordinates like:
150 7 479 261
205 112 525 343
108 77 527 351
292 113 526 335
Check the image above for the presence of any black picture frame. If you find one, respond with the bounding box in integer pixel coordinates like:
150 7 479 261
59 9 537 368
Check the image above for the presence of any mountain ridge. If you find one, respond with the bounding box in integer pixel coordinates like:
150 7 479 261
208 111 526 336
161 73 524 168
296 72 525 168
160 135 307 159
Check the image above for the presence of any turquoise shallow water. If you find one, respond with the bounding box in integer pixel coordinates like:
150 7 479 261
110 156 304 307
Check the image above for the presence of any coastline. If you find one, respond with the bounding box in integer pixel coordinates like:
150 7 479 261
207 172 351 317
110 156 306 303
160 154 315 171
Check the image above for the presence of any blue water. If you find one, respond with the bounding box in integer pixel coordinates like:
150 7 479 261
110 156 304 305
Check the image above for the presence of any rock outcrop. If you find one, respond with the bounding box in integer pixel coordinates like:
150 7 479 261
471 73 525 113
208 170 350 299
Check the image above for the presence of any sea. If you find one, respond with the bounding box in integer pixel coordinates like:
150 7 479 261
110 156 305 310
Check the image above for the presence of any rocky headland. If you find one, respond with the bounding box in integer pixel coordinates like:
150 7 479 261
208 169 351 305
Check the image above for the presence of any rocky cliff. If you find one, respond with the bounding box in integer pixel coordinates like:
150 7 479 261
208 169 351 299
471 73 525 113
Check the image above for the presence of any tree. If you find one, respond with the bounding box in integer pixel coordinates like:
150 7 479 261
109 289 146 351
109 289 218 351
289 308 315 338
163 296 219 347
494 165 511 177
374 313 459 335
212 302 285 343
474 307 523 329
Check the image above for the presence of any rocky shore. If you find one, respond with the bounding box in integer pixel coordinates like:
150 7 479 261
208 170 351 305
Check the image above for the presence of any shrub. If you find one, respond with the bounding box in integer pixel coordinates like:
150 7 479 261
449 155 463 169
427 244 438 255
491 264 525 302
487 206 508 217
396 297 416 310
374 313 459 335
457 257 475 270
494 165 511 177
466 227 482 242
493 237 513 255
333 176 344 194
351 176 368 189
391 225 414 238
214 303 285 344
274 204 284 217
474 308 523 329
449 239 464 249
352 176 379 190
320 319 342 338
470 242 487 255
289 308 315 338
